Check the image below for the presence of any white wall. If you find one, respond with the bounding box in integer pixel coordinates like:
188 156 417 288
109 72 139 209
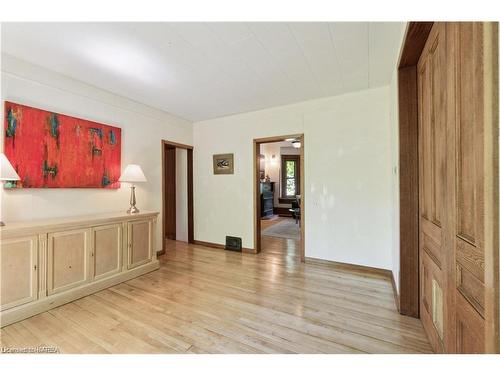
194 86 395 270
281 147 300 156
388 24 409 292
389 67 401 292
0 54 193 252
175 148 188 242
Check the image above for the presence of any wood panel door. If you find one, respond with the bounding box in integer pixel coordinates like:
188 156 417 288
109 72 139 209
418 22 488 353
0 236 38 311
452 22 486 354
418 22 448 353
127 219 152 269
47 228 91 295
91 223 122 281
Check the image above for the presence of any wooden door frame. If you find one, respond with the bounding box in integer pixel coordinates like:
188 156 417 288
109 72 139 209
253 134 305 261
397 22 499 352
160 139 194 254
397 21 434 318
483 22 499 353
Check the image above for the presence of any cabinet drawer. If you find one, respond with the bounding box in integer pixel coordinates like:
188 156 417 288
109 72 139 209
261 183 272 193
262 191 273 199
263 199 274 211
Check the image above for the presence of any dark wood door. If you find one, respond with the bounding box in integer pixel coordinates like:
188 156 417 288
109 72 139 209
418 22 486 353
164 146 176 240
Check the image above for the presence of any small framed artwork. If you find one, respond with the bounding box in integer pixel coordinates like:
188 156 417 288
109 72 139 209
213 153 234 175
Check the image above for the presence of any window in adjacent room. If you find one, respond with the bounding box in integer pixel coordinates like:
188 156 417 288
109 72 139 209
281 155 300 198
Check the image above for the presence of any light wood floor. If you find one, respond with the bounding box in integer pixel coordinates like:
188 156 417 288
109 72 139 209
260 215 288 230
0 234 432 354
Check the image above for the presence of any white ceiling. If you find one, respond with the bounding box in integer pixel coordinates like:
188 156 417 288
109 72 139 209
1 22 405 122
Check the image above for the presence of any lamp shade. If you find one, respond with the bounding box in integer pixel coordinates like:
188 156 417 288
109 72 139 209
119 164 147 183
0 153 20 181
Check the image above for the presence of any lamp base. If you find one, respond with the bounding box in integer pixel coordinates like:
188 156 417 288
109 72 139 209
127 206 140 214
126 185 140 214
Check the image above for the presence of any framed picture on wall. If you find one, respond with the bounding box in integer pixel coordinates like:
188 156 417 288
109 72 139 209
3 101 122 189
213 153 234 175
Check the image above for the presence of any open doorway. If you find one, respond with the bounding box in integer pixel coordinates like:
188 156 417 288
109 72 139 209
161 140 194 254
253 134 304 261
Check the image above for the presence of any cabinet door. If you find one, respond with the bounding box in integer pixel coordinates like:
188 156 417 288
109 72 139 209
127 220 152 269
91 223 122 281
0 236 38 311
48 228 90 295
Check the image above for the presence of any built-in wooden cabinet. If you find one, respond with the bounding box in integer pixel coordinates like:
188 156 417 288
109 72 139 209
0 211 158 327
0 236 38 311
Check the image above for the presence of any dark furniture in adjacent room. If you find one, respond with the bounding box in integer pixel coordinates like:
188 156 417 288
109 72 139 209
260 181 275 218
289 196 301 225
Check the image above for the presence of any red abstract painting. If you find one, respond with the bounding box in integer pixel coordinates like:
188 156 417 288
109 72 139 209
4 102 121 189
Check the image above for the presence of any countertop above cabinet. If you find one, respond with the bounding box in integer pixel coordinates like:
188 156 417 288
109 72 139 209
0 211 159 239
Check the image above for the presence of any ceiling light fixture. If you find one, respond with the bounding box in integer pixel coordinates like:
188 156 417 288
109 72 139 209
292 141 301 149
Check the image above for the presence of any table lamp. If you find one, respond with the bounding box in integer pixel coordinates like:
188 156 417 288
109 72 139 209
119 164 147 214
0 153 21 226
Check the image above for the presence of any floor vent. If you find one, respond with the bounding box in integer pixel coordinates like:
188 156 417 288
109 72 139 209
225 236 242 252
